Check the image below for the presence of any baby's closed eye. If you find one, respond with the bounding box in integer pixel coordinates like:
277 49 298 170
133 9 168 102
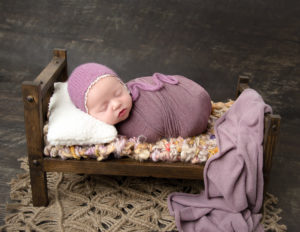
98 102 108 112
114 87 123 97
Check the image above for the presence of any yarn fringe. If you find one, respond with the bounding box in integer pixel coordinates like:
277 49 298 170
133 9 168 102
261 192 288 232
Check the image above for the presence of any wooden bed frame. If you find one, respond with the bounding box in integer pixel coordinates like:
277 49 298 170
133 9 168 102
22 49 281 207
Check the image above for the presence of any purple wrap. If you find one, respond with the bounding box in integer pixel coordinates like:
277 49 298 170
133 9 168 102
168 89 272 232
117 73 212 143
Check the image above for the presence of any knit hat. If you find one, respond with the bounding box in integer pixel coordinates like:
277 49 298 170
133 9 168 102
67 63 119 113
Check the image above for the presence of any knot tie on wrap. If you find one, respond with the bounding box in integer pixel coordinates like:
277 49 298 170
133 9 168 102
127 73 179 101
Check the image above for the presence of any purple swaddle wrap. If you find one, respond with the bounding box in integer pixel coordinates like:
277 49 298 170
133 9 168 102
168 89 272 232
117 73 212 143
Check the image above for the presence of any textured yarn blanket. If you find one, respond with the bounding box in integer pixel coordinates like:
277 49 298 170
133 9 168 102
168 89 272 232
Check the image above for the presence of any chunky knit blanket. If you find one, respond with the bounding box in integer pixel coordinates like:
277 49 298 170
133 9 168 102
44 100 234 163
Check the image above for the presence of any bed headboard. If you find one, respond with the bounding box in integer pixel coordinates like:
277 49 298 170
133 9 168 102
22 49 68 177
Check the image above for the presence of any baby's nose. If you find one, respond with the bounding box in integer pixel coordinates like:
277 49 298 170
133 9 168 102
112 99 121 110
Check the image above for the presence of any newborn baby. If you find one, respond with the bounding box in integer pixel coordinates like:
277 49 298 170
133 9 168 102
68 63 211 142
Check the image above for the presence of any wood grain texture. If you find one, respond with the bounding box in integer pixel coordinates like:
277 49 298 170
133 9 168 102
22 82 48 206
263 114 281 189
43 158 204 180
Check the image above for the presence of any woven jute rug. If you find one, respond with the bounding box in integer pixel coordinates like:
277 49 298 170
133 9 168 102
1 157 287 232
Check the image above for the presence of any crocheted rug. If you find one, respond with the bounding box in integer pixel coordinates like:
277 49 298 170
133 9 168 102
2 157 287 232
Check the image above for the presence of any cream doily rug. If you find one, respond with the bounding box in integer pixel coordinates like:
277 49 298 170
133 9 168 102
2 157 287 232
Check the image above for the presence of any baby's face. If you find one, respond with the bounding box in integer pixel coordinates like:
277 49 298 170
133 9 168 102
86 76 132 125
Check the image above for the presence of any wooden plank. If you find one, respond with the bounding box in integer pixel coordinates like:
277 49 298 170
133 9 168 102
263 114 281 187
22 82 44 157
53 49 68 82
43 158 204 180
53 48 67 60
261 114 280 214
34 51 66 98
22 82 49 206
41 49 68 123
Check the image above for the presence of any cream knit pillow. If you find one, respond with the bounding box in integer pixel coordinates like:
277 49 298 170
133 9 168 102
47 82 117 146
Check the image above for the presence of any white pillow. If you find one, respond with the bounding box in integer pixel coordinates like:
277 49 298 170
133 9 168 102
47 82 117 146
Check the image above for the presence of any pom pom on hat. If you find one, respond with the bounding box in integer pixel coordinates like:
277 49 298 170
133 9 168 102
67 63 118 112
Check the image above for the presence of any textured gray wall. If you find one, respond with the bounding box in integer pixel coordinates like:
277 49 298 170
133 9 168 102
1 1 299 105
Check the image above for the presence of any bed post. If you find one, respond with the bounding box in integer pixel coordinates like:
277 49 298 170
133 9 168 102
235 74 250 98
263 114 281 191
22 81 49 206
22 49 67 206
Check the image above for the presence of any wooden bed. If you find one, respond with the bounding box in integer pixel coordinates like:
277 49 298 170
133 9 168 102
22 49 281 207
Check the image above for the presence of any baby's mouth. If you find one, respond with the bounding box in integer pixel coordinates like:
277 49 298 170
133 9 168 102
118 108 127 118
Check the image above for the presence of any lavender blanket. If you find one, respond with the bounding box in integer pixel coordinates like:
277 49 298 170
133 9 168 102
168 89 272 232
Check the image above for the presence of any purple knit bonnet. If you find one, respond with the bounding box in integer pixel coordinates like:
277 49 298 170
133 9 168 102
67 63 121 113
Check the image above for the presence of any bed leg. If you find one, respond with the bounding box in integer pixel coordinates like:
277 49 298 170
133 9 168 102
29 159 49 206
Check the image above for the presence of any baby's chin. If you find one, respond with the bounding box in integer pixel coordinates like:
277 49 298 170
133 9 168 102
113 114 129 125
91 115 128 126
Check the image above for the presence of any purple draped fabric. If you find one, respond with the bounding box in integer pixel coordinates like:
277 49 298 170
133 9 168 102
168 89 272 232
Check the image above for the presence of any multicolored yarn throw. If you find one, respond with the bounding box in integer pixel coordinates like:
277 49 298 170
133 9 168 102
44 100 234 163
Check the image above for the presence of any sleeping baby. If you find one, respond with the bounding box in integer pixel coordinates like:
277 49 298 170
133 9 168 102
67 63 211 143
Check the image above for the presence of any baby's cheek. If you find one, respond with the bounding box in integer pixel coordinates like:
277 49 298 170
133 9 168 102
94 112 104 121
95 112 109 123
126 94 133 107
